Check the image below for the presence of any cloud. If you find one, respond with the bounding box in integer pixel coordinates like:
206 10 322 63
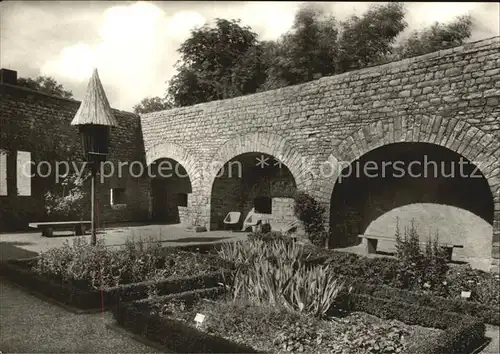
40 2 206 110
39 1 299 110
41 43 96 82
236 2 300 40
403 2 499 40
165 11 206 40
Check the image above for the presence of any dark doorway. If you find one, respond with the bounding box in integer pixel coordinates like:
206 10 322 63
329 142 494 254
150 158 192 224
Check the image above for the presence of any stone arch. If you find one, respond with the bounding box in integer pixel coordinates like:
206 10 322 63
206 132 310 192
326 115 499 270
145 142 202 190
205 132 310 230
330 116 499 203
145 142 203 224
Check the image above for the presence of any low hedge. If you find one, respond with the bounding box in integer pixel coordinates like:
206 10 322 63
113 287 486 354
222 235 499 325
113 287 259 353
173 243 227 254
298 247 500 325
351 281 500 325
0 257 228 312
345 293 486 354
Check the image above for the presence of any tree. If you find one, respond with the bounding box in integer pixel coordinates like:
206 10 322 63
261 2 406 89
167 18 264 106
17 75 73 99
133 96 172 114
160 3 474 104
261 4 339 90
336 2 407 73
395 15 473 59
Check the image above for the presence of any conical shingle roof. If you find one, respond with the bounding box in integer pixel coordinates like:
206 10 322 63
71 68 118 126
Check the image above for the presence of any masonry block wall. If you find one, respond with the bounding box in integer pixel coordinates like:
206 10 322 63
0 83 150 231
272 197 297 227
142 37 500 271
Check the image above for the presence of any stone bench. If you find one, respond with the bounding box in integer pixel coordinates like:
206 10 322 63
358 234 464 261
29 221 91 237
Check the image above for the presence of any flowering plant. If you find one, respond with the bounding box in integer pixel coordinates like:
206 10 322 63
44 172 90 220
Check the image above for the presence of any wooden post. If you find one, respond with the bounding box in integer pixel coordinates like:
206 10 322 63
91 171 96 246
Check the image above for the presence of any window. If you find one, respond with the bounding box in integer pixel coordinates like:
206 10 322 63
177 193 188 207
110 188 126 205
16 151 31 196
254 196 272 214
0 150 7 196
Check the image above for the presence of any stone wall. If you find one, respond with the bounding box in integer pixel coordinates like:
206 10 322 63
271 197 298 228
142 37 500 271
0 83 149 231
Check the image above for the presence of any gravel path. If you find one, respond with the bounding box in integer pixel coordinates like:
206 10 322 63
0 278 164 353
485 325 500 354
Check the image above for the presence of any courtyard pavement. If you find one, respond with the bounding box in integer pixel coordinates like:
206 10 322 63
0 222 248 259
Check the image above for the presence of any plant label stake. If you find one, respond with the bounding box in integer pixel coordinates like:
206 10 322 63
461 291 471 299
194 313 205 328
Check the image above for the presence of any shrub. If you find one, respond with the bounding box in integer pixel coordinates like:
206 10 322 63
445 264 500 308
44 172 90 220
306 242 499 312
217 238 307 267
293 191 327 247
190 299 314 352
353 281 500 325
224 239 347 317
346 293 486 354
32 236 203 289
261 222 271 233
404 316 485 354
315 249 399 285
394 218 449 293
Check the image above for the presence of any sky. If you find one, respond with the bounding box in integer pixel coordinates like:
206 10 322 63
1 1 499 111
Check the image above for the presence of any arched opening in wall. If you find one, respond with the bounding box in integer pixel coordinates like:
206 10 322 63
210 152 297 231
329 142 494 270
149 158 192 224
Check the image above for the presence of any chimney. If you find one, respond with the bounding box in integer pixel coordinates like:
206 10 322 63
0 69 17 85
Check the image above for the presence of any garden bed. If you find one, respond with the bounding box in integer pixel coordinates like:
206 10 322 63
113 287 487 354
0 239 233 312
111 237 489 354
305 249 500 325
247 232 500 324
0 258 227 312
351 280 500 326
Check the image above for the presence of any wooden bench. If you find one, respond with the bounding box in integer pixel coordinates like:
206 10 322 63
358 234 464 261
29 221 91 237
